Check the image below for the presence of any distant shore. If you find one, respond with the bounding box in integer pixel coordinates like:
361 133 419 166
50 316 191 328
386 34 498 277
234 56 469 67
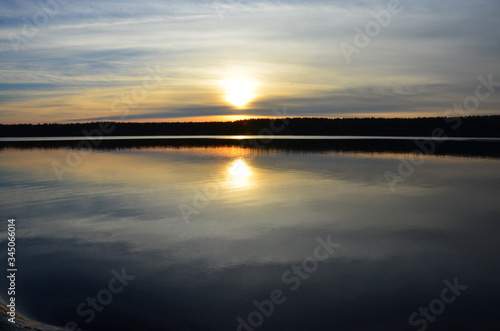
1 135 499 160
1 115 500 138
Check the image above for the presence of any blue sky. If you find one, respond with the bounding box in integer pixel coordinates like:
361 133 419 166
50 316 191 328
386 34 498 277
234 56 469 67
0 0 499 123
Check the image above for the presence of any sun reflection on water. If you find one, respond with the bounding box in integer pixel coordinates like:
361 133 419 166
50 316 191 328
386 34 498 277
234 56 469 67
226 158 252 188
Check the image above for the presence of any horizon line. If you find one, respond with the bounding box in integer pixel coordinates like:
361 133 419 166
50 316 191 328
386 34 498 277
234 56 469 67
2 114 499 126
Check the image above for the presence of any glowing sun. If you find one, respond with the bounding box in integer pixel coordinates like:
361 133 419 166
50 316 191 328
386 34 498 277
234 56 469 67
223 79 257 108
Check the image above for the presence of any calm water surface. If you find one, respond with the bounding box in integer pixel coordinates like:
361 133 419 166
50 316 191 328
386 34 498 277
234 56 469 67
1 142 500 330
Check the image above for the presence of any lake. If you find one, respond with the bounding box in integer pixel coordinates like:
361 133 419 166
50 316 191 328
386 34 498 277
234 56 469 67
1 137 499 330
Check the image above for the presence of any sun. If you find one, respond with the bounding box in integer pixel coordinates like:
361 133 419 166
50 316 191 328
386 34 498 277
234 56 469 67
223 79 257 108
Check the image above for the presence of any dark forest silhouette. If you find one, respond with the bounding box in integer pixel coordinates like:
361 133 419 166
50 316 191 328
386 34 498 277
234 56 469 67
1 115 500 137
2 138 499 160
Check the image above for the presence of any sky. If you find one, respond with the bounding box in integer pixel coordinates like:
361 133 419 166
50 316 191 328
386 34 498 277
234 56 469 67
0 0 499 124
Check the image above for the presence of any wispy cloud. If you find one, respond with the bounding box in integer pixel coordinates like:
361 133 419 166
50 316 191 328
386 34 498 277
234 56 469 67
1 0 499 123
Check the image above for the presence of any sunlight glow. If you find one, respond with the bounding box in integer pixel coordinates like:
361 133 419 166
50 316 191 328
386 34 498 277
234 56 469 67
223 79 257 108
226 159 252 188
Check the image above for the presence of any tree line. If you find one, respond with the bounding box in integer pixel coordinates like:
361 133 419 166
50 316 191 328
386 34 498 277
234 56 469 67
1 115 499 137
